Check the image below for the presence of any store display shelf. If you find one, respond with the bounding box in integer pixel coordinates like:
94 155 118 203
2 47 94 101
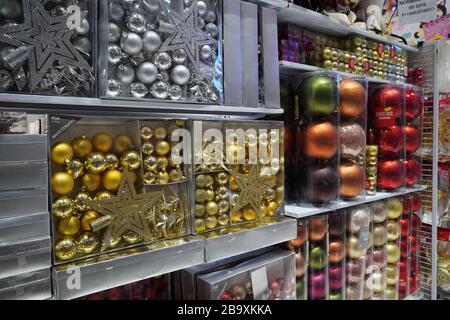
403 290 424 300
245 0 287 9
52 236 205 300
203 217 297 263
278 4 419 52
285 185 427 219
0 93 283 120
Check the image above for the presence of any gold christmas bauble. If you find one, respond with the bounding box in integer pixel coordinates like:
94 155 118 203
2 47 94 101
55 237 77 260
65 158 85 180
387 198 403 220
205 216 218 229
144 171 156 184
107 237 121 248
230 194 239 208
81 210 100 231
144 156 157 171
218 214 230 226
205 201 219 216
216 172 229 186
74 191 91 212
204 174 214 187
95 190 113 200
346 235 367 259
155 141 170 156
105 153 119 170
51 172 75 195
195 189 207 203
51 142 74 165
52 196 74 218
195 204 206 218
196 174 207 188
157 156 169 169
140 126 153 140
226 145 246 164
121 150 141 171
218 200 229 213
102 169 122 191
231 210 242 223
230 176 239 191
242 208 257 221
195 218 206 233
205 188 215 202
387 220 400 241
264 188 276 201
92 132 113 153
141 142 154 155
57 216 80 236
386 265 399 285
158 169 170 184
71 136 93 158
169 167 184 182
217 186 229 200
386 243 400 264
85 152 107 174
123 231 140 244
385 286 398 300
275 186 285 204
82 173 101 192
77 232 98 254
113 134 133 153
261 201 278 217
154 126 168 139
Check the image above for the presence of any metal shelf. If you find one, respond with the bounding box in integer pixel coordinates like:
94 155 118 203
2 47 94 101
245 0 287 10
285 185 427 219
403 290 424 300
278 4 419 52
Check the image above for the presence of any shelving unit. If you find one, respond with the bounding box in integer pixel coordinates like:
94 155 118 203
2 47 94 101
245 0 287 9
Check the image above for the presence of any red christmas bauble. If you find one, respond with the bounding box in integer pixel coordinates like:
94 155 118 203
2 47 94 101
400 218 410 237
220 290 232 300
377 125 404 155
405 89 422 119
370 87 403 120
403 196 411 214
405 157 421 186
378 159 404 190
400 239 408 258
411 194 421 212
409 235 418 252
399 260 407 276
405 125 421 154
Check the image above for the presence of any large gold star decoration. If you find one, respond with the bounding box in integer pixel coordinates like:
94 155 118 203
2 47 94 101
230 165 272 217
87 169 163 251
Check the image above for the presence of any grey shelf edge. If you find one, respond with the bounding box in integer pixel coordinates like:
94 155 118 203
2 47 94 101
52 236 205 300
0 93 283 120
245 0 287 10
278 4 419 53
285 185 427 219
204 217 297 263
403 290 424 300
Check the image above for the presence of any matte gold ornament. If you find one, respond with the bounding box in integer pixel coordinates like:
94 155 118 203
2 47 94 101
77 232 98 254
144 155 158 171
155 140 170 156
216 172 228 185
195 204 206 218
218 200 229 213
57 216 81 236
242 208 257 221
205 188 215 202
92 132 113 153
205 174 214 187
121 150 141 171
103 170 123 191
218 214 229 226
205 216 218 229
231 210 242 223
74 191 91 212
113 134 133 153
87 169 163 251
123 231 140 244
64 158 84 179
158 169 170 184
144 171 156 184
105 153 119 170
51 172 75 195
140 126 153 140
205 201 219 216
52 197 74 218
85 152 107 174
157 156 169 169
55 237 77 260
71 136 93 158
196 174 207 188
51 142 74 165
154 126 168 139
217 186 229 200
96 191 113 201
195 189 207 203
82 173 101 192
81 210 101 231
141 142 155 155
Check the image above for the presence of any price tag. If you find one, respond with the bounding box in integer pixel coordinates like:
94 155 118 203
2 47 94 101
398 0 437 26
250 267 269 300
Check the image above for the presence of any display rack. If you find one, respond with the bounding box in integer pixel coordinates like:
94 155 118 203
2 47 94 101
246 0 287 9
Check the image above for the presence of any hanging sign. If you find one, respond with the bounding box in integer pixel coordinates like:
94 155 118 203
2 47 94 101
398 0 437 25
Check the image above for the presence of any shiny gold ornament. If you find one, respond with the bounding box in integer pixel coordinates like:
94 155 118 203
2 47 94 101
140 126 153 140
195 189 207 203
205 201 219 216
51 172 75 195
385 286 398 300
230 194 239 207
195 218 206 233
154 127 168 139
264 188 276 201
144 171 156 184
123 231 140 244
71 136 93 158
205 216 218 229
230 176 239 191
57 216 81 236
141 142 155 155
52 197 74 218
108 237 121 248
195 204 206 218
113 134 133 153
242 208 257 221
157 156 169 169
387 243 400 263
64 158 84 179
205 188 215 202
92 132 113 153
196 174 207 188
51 142 74 165
216 172 229 185
55 237 77 260
144 156 158 171
386 265 399 285
82 173 101 192
217 186 229 200
155 140 170 156
261 201 278 217
218 214 230 226
387 220 400 241
218 200 229 213
105 153 119 170
158 169 170 184
169 166 184 182
102 170 122 191
85 152 107 174
231 210 242 223
204 174 214 187
95 191 113 201
74 191 91 212
77 232 98 254
121 150 141 171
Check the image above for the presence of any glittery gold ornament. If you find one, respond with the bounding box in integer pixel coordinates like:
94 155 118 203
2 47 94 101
195 204 206 217
77 232 98 254
57 216 81 236
196 174 207 188
105 153 119 170
157 156 169 169
123 231 140 244
205 216 218 229
102 169 122 191
71 136 93 158
264 188 276 201
144 171 156 184
154 126 168 139
51 142 74 165
51 172 75 195
74 191 91 212
205 201 219 216
85 152 107 174
52 197 74 218
55 237 77 260
82 173 101 192
231 210 242 223
216 172 228 185
113 134 133 153
218 214 229 226
169 166 184 182
95 191 113 200
144 156 157 171
261 201 278 217
140 126 153 140
242 208 257 221
195 189 207 203
64 158 84 179
218 200 229 213
195 218 206 233
230 193 239 207
141 142 154 155
158 169 170 184
92 132 113 153
155 140 170 156
205 188 215 201
230 176 239 191
217 186 229 200
121 150 141 171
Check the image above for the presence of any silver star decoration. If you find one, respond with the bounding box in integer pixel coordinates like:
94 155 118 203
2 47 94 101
158 0 217 71
0 0 91 91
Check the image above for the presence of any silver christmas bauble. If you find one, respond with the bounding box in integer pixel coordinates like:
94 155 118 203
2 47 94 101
106 79 122 97
76 18 90 36
204 11 216 23
0 69 13 90
51 6 67 17
108 45 123 65
108 2 126 23
126 11 147 34
116 64 136 85
130 82 148 98
109 23 122 42
73 37 92 53
130 52 145 67
150 81 169 99
197 1 207 16
142 0 160 13
172 49 187 64
197 17 206 29
137 62 158 84
184 0 193 6
169 85 182 100
121 0 138 9
158 70 169 82
0 0 22 19
170 65 190 85
153 52 171 70
205 23 218 38
120 32 143 55
142 30 161 53
200 45 211 60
